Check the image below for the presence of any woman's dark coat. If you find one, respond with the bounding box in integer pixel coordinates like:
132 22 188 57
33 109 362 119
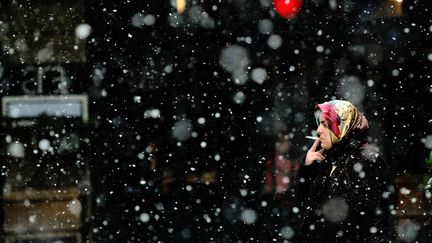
294 133 391 242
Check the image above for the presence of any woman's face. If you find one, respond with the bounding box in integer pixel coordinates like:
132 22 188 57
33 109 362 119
317 114 333 150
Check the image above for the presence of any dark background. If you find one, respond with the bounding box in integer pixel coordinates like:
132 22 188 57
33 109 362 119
0 0 431 242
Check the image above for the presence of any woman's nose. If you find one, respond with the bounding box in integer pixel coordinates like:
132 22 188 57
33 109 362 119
317 124 323 135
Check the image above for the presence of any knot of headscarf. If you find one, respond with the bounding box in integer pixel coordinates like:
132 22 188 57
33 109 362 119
316 100 369 145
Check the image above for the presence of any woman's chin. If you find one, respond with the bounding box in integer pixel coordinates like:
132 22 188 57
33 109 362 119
321 143 332 150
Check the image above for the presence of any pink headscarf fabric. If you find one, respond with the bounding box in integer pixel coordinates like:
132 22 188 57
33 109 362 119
316 100 369 143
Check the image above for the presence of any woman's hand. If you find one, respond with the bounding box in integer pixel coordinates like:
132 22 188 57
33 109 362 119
305 139 325 166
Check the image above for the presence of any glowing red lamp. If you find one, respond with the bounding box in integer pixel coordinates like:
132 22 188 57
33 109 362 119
273 0 302 19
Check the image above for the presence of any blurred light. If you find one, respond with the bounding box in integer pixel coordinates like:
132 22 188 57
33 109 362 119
321 197 349 222
172 119 192 141
251 67 268 84
388 0 403 16
267 34 282 49
280 226 295 239
219 45 250 75
240 209 257 224
75 23 92 39
38 139 51 151
7 142 25 158
176 0 186 14
67 199 82 216
233 91 246 104
140 213 150 223
273 0 302 19
258 19 273 35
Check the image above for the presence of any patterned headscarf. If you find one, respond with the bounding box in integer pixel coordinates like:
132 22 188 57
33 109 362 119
315 100 369 145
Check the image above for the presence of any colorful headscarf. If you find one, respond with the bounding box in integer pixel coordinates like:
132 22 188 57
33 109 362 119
315 100 369 144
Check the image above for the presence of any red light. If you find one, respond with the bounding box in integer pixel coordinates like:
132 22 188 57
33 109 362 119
273 0 302 19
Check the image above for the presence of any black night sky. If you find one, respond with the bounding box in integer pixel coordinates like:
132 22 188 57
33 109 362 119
0 0 431 242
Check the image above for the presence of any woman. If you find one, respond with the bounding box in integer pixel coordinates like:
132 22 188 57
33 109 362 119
294 100 390 242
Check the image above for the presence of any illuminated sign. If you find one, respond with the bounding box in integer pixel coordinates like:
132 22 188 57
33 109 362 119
2 95 88 122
